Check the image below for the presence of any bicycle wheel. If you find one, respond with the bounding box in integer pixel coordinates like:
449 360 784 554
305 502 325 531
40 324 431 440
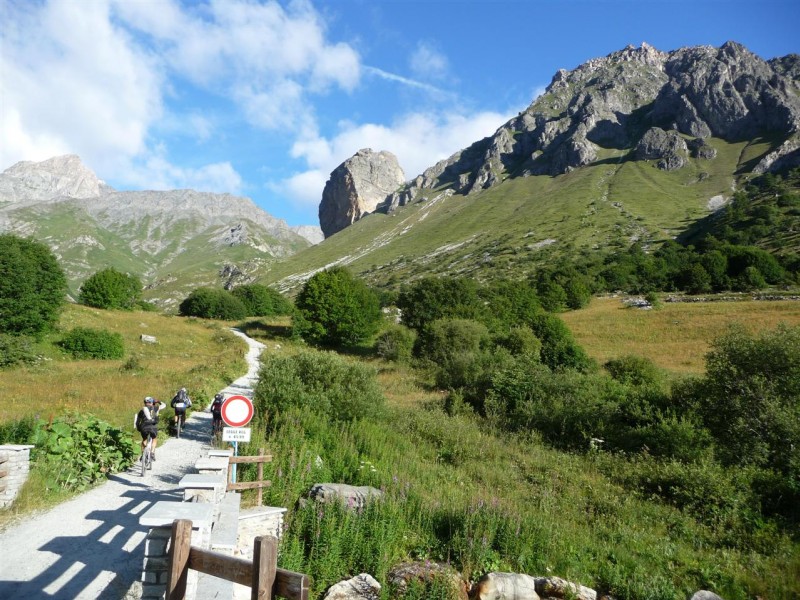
140 446 148 477
176 416 181 439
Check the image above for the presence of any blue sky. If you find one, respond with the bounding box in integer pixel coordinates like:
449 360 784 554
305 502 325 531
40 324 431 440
2 0 798 227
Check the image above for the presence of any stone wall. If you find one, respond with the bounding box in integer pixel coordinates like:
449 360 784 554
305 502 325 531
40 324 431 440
0 445 34 508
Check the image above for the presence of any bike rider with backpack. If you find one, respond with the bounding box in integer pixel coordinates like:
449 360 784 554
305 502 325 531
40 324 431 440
171 387 192 432
210 393 224 434
134 396 166 460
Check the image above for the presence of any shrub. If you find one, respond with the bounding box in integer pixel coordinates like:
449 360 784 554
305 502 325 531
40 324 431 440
231 284 292 316
397 276 483 333
79 268 142 309
60 327 125 359
375 325 417 362
526 312 593 371
0 333 38 368
494 326 541 358
604 355 663 388
254 350 385 422
293 267 381 347
179 287 248 320
0 234 67 337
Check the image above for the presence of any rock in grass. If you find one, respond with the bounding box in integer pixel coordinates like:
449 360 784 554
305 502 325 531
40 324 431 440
388 561 468 599
470 572 539 600
308 483 382 509
323 573 380 600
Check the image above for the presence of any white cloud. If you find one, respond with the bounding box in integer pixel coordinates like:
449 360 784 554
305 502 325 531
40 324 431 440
277 108 513 208
410 42 450 81
123 154 243 195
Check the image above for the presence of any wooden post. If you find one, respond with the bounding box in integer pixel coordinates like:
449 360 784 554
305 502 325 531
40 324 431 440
257 448 265 507
166 519 192 600
251 535 277 600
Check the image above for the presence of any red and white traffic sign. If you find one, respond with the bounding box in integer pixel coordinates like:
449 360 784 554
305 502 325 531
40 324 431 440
220 394 254 428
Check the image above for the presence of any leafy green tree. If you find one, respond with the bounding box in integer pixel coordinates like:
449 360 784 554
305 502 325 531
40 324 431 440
374 324 416 362
0 234 67 337
526 312 594 372
231 284 292 317
479 279 541 333
678 263 712 294
60 327 125 359
179 288 248 320
79 268 142 309
396 276 483 333
293 267 381 346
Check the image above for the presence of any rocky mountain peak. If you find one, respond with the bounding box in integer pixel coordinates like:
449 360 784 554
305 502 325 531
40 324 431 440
0 154 106 202
319 148 405 238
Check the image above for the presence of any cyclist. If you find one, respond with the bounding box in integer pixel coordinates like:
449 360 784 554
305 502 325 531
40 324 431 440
134 396 166 461
210 393 224 434
170 387 192 432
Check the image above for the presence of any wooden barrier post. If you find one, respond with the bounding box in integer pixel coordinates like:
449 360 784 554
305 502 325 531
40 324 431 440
252 535 277 600
166 519 192 600
257 448 265 507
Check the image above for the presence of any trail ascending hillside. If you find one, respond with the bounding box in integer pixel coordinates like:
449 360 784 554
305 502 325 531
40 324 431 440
0 329 264 600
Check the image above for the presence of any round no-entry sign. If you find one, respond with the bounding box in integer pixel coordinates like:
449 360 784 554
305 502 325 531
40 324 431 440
220 395 254 427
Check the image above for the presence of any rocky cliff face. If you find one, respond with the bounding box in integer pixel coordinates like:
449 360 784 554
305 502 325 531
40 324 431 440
319 149 405 238
0 155 312 304
382 41 800 212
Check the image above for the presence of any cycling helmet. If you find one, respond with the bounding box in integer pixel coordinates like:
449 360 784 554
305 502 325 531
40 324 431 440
214 393 223 401
180 387 187 393
144 396 155 404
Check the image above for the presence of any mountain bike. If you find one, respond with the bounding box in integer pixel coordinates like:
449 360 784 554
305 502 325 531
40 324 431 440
175 411 186 438
212 412 223 441
141 432 155 476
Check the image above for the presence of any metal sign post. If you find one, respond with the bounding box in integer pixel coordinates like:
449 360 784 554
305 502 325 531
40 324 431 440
220 395 255 485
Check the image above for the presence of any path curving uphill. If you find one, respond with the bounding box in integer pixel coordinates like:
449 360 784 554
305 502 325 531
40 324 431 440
0 329 265 600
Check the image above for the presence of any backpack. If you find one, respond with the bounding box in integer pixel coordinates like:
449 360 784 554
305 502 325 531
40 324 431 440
135 409 145 432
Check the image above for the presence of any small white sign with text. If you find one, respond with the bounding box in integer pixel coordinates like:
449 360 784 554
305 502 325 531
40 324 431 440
222 427 251 442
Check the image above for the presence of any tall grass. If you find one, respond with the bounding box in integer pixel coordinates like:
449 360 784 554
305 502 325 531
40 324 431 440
237 338 799 600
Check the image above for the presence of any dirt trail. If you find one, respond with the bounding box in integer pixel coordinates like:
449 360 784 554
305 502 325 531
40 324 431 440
0 329 264 600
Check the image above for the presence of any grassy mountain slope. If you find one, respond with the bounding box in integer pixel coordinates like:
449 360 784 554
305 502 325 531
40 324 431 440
264 137 777 293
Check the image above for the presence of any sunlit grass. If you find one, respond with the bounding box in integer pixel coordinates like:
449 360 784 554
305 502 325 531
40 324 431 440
561 297 800 375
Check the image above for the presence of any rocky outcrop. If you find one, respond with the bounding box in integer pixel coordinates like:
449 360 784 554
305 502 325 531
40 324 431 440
308 483 383 509
635 127 689 170
0 154 107 202
291 225 324 245
319 149 405 238
383 41 800 213
388 562 468 599
322 573 381 600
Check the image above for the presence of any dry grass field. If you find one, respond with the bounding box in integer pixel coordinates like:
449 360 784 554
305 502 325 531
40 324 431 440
561 296 800 375
0 304 247 429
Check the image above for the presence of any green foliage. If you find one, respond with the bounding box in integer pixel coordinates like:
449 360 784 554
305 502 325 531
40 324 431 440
0 234 67 337
494 325 541 358
526 312 594 371
31 413 136 492
59 327 125 359
254 349 385 422
179 287 248 320
0 333 38 369
79 267 142 310
374 324 417 362
479 279 541 333
231 283 292 317
682 325 800 479
0 415 38 444
397 276 483 333
604 355 663 388
293 267 381 347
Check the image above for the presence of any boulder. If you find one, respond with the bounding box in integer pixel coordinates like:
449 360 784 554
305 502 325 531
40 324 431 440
687 138 717 160
635 127 688 170
388 561 468 599
323 573 381 600
471 572 539 600
308 483 383 509
689 592 725 600
318 148 405 238
535 576 597 600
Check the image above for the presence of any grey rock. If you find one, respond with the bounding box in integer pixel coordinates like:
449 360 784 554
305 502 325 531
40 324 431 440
636 127 688 170
308 483 383 509
291 225 324 245
687 138 718 160
689 592 725 600
319 148 405 238
388 561 467 599
471 572 539 600
323 573 380 600
534 576 597 600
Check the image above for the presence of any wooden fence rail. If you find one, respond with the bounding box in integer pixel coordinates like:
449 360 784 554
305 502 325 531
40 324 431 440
166 519 310 600
228 448 272 506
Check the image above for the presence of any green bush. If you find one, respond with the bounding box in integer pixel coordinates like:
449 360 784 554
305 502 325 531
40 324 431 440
60 327 125 359
254 349 385 422
79 267 142 309
0 333 38 368
375 324 417 362
293 267 381 347
526 312 594 371
32 413 136 491
494 325 541 358
0 234 67 337
231 283 292 316
397 276 483 333
604 355 663 388
179 287 248 320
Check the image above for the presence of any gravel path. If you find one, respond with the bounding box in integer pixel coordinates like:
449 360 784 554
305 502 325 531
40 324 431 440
0 329 265 600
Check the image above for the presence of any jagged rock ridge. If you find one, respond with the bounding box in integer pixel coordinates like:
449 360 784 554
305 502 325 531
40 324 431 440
319 149 405 238
380 41 800 212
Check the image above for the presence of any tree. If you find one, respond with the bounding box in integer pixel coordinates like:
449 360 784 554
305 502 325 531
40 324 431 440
230 284 292 317
179 288 248 320
396 276 483 333
79 268 142 309
0 235 67 337
293 267 381 346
